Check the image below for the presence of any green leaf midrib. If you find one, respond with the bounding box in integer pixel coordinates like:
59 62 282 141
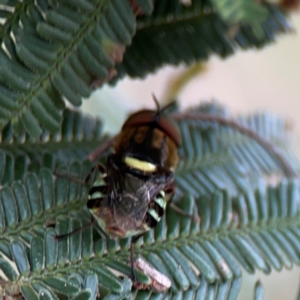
176 152 233 175
0 1 35 39
1 139 102 153
220 131 291 150
136 9 216 31
16 214 300 284
2 0 110 131
135 216 300 256
0 195 88 243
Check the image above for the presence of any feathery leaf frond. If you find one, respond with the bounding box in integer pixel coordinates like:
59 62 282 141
175 106 299 198
131 277 242 300
113 2 290 80
212 0 268 24
0 0 297 298
0 109 103 184
0 0 137 138
0 105 299 299
0 1 292 139
0 167 299 299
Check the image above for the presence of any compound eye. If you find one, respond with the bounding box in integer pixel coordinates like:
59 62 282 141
122 110 182 147
122 110 156 128
157 114 182 147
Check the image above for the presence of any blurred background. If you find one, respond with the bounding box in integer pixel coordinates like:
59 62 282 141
82 13 300 300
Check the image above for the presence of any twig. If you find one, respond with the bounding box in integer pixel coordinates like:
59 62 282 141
172 112 297 178
87 136 116 162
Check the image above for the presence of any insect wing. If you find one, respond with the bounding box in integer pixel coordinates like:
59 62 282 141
109 171 166 220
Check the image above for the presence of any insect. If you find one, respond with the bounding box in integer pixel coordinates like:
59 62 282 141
56 98 182 282
87 98 182 280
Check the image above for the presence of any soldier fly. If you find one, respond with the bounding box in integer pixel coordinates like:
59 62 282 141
57 98 182 282
87 98 182 280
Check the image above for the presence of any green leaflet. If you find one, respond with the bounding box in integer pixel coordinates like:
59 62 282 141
212 0 268 24
254 281 264 300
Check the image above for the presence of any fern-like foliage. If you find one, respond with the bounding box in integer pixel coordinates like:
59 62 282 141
0 0 292 138
212 0 268 24
175 104 300 199
0 169 299 299
0 105 300 299
0 109 103 185
113 1 291 80
0 0 144 138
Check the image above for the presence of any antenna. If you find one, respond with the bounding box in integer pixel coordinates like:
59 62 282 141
152 93 161 122
152 93 177 122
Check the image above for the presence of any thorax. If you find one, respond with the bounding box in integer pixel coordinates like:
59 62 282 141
113 125 178 171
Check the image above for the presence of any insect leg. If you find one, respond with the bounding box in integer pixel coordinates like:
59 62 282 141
53 162 106 185
55 218 95 240
53 171 85 185
84 163 106 184
165 185 199 222
169 203 199 222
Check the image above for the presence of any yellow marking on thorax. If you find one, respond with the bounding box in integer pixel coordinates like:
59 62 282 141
125 156 156 172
